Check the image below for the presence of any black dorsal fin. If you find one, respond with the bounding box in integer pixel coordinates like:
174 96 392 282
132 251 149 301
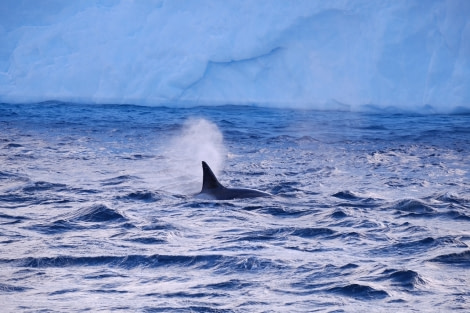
201 161 224 191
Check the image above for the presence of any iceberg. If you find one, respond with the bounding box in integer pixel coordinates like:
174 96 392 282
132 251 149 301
1 0 469 113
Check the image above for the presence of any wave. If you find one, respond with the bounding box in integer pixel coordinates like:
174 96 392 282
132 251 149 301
236 227 337 242
332 190 362 200
140 306 234 313
371 236 467 257
429 250 470 267
101 175 140 186
0 254 221 269
388 197 470 220
0 179 99 209
434 192 470 206
26 204 128 235
241 204 310 217
0 170 28 181
22 181 68 193
332 190 383 208
327 283 389 300
25 219 86 235
65 204 126 223
0 193 56 209
118 191 162 202
329 209 349 219
122 236 167 245
0 282 32 293
0 212 29 222
381 269 426 289
392 199 436 215
0 254 286 274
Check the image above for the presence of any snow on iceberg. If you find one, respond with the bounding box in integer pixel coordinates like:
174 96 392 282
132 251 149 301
0 0 469 113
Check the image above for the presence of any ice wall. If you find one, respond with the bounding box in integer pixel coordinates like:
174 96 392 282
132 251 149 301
1 0 469 113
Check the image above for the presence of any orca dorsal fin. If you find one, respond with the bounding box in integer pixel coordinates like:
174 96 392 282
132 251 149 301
201 161 224 191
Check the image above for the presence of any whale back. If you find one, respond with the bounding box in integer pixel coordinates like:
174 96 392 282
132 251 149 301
198 161 271 200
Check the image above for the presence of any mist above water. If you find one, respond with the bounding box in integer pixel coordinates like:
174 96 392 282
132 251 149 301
159 118 226 194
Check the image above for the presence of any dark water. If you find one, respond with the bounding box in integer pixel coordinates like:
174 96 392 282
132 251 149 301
1 102 469 312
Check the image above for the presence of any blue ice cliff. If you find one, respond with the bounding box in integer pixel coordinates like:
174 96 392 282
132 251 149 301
0 0 469 113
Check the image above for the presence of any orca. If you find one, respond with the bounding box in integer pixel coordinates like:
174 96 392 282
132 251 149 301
195 161 271 200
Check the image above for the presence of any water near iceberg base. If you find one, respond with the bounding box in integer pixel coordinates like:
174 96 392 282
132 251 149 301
0 103 469 312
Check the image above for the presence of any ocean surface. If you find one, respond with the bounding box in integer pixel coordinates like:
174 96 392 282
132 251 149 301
0 102 469 312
